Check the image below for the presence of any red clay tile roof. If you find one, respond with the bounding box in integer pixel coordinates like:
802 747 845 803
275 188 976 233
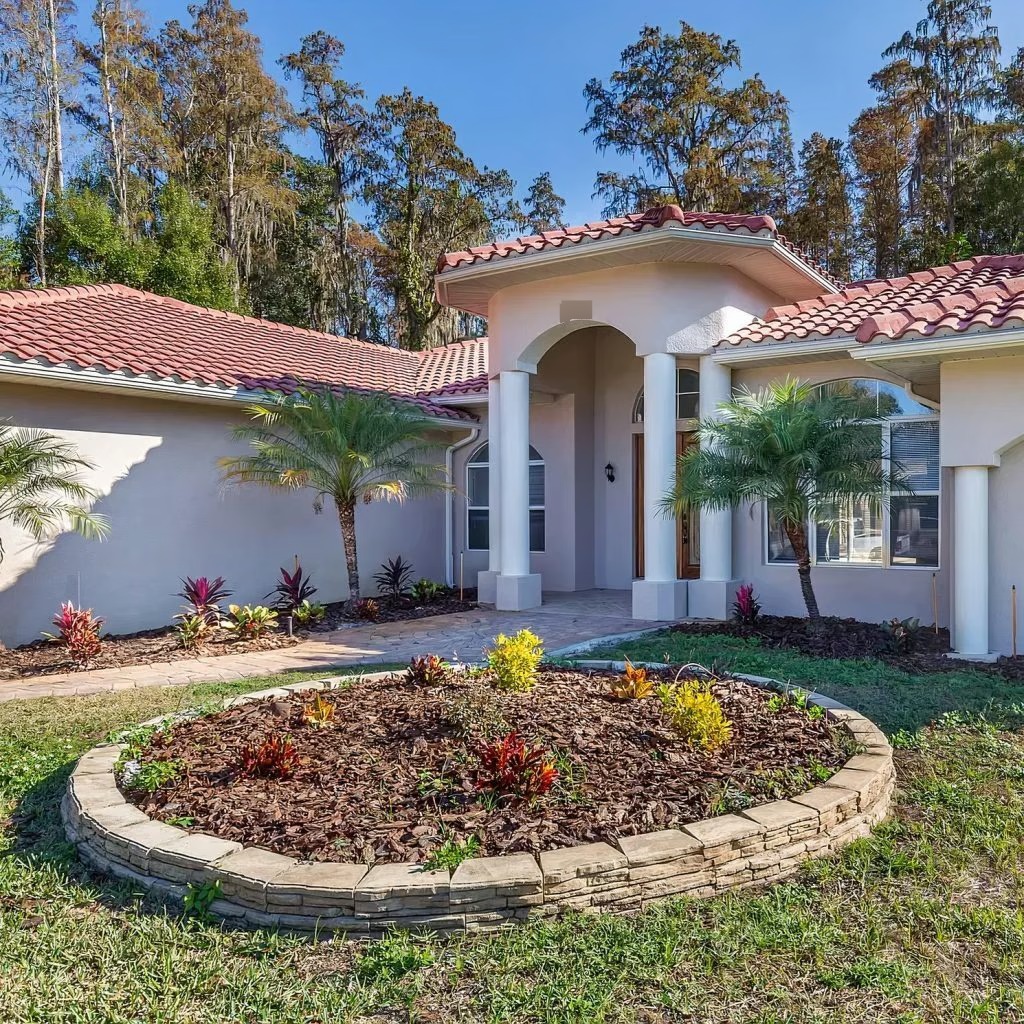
0 283 485 421
438 204 842 289
721 255 1024 348
415 337 488 393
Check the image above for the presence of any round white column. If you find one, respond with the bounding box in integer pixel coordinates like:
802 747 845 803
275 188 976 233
487 376 502 574
698 354 733 581
499 370 531 578
643 352 677 583
954 465 990 657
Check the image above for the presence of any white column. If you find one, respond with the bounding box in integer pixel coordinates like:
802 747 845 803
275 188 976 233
632 352 686 620
953 465 990 657
697 354 733 582
495 369 541 611
476 377 502 603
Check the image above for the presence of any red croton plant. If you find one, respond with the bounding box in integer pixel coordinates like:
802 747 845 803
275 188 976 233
239 733 300 779
475 731 559 803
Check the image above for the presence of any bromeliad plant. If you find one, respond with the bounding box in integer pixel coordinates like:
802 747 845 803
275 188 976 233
225 604 278 639
177 576 232 624
474 731 558 803
267 562 317 613
486 629 544 692
664 379 912 621
374 555 415 599
240 733 300 778
732 583 762 626
610 659 654 700
43 602 104 666
220 388 449 604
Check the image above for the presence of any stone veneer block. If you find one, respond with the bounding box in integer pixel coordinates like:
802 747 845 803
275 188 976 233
106 819 189 871
151 832 243 871
823 768 881 809
356 863 450 901
86 803 156 836
790 785 859 818
539 842 627 886
450 854 542 894
682 814 764 849
73 746 124 775
616 829 702 868
208 847 296 909
267 862 368 909
740 800 819 833
70 773 125 812
842 753 894 773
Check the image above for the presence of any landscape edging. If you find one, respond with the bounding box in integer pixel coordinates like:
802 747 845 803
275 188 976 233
62 665 895 937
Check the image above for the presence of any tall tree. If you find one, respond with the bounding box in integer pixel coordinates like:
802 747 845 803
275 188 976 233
787 133 854 282
523 171 566 233
583 22 790 215
0 0 78 284
364 88 520 349
279 32 374 339
882 0 1000 238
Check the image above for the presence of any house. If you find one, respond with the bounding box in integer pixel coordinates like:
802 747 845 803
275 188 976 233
2 204 1023 657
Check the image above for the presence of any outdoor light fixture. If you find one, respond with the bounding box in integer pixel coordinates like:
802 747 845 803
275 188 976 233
605 463 615 483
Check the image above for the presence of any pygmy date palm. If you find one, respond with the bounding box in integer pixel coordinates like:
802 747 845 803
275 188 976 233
220 388 449 602
663 379 910 620
0 421 109 565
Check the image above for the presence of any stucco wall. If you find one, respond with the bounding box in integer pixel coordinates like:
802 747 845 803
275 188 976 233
0 382 448 647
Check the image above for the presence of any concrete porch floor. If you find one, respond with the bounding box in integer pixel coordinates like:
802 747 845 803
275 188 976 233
0 589 652 703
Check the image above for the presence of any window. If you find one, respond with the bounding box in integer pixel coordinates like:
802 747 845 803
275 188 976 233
632 366 701 423
466 442 545 552
766 379 939 569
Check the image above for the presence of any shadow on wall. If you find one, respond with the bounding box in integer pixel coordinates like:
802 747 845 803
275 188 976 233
0 405 445 647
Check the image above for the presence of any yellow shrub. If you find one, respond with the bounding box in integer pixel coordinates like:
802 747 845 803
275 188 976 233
486 629 544 692
656 678 732 751
610 659 654 700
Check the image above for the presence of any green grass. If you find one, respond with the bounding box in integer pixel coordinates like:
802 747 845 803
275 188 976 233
1 656 1023 1022
587 629 1024 734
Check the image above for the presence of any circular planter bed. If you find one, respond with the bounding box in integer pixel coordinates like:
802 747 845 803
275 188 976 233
63 664 895 937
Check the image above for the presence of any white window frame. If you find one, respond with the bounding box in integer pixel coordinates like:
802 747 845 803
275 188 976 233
763 383 939 571
465 442 545 553
632 365 701 423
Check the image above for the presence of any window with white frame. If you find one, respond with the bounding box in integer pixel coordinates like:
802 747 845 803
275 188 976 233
632 367 701 423
466 442 545 552
766 379 939 568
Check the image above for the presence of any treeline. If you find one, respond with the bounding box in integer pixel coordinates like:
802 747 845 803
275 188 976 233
0 1 1020 349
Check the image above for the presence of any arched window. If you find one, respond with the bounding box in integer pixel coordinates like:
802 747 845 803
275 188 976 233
467 442 545 552
766 378 939 569
632 366 700 423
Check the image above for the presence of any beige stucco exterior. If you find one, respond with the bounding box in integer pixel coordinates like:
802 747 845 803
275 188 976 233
0 382 449 647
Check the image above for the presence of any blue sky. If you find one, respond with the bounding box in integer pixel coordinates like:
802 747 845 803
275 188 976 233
8 0 1024 225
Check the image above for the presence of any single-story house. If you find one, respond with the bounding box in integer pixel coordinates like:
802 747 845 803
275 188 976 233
3 204 1024 657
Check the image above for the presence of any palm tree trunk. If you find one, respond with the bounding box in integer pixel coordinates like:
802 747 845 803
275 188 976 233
336 498 360 602
784 520 820 621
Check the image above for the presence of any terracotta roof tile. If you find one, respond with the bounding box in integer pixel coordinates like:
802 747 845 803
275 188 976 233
720 254 1024 348
0 283 485 422
438 204 843 289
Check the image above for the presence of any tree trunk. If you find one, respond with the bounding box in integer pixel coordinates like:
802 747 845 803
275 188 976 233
45 0 64 195
784 519 820 621
336 498 360 602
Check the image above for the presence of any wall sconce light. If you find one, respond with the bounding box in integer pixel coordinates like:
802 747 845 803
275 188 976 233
605 463 615 483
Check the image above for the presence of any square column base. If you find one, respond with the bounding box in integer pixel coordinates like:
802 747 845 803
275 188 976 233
495 573 543 612
477 570 499 605
632 579 688 621
687 578 742 621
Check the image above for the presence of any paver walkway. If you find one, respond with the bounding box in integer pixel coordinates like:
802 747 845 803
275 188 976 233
0 590 652 703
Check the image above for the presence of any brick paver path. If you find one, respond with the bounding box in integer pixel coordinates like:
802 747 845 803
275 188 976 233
0 591 651 703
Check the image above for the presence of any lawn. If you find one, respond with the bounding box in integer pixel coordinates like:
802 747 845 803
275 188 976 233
1 649 1023 1023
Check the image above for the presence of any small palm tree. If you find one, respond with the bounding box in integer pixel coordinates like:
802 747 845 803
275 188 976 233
663 378 910 620
0 422 109 565
220 388 449 603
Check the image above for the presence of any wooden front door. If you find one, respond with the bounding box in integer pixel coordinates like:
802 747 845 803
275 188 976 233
633 432 700 579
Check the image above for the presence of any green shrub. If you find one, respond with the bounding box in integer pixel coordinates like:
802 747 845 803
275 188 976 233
225 604 278 639
656 678 732 751
486 629 544 692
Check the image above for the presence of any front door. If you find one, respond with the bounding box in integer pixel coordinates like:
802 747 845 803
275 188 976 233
633 432 700 579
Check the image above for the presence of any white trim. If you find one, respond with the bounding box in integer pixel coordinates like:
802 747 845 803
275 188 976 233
435 224 838 305
712 337 856 364
847 326 1024 362
444 426 479 587
466 441 545 554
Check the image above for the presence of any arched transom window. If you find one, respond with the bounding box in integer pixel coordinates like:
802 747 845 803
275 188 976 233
467 442 545 552
766 378 939 569
632 367 700 423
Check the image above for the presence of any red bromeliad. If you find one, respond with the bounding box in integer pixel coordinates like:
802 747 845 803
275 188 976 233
475 731 558 802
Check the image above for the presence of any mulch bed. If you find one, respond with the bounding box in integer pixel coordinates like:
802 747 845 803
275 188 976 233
127 667 845 864
0 627 300 680
669 615 1024 680
309 592 478 632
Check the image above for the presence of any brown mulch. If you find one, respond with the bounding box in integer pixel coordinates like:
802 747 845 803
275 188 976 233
127 667 844 864
310 592 479 631
0 627 300 680
669 615 1024 680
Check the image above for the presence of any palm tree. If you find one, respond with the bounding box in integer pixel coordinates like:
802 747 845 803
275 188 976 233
663 378 910 620
220 388 449 602
0 422 109 565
